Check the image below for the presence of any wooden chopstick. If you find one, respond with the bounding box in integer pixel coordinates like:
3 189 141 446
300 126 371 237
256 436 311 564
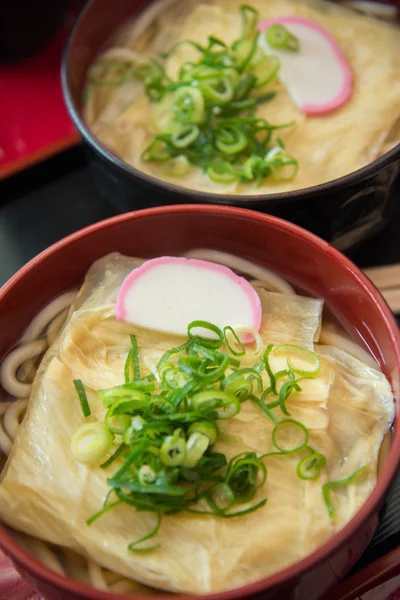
364 264 400 314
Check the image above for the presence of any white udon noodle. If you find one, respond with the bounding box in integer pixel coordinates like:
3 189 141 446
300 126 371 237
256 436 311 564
0 251 379 592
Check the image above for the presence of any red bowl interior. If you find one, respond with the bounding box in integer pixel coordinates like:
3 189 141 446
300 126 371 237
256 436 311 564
0 205 399 600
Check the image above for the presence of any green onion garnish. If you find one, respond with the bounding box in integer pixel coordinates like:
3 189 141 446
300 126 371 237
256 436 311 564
71 423 113 464
100 443 126 469
322 467 368 517
265 24 300 52
128 513 162 553
296 452 326 480
272 419 309 454
68 323 369 551
273 344 320 377
87 5 299 185
73 379 91 417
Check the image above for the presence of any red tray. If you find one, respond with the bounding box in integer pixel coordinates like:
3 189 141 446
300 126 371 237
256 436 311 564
0 8 80 181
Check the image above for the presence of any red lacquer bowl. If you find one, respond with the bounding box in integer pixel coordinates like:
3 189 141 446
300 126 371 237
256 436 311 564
0 205 399 600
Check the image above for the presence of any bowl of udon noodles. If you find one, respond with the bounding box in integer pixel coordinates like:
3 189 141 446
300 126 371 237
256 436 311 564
0 204 399 600
62 0 400 249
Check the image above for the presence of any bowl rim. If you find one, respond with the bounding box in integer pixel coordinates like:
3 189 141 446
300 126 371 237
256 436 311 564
0 204 399 600
61 0 400 205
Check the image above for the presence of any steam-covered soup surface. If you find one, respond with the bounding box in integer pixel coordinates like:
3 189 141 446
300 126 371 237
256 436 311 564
0 250 394 595
84 0 400 195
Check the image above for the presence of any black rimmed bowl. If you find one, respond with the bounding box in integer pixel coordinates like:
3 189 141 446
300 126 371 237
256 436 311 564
61 0 400 250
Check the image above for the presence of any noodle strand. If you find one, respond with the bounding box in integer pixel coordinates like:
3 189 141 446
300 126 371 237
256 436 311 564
0 339 47 398
19 292 76 344
3 399 28 441
184 249 296 294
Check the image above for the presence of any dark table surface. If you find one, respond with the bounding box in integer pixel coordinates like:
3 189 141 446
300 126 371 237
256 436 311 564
0 145 399 577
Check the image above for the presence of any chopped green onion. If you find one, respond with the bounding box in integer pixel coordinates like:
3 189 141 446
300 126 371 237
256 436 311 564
82 321 334 552
160 430 187 466
265 24 300 52
183 432 209 468
128 513 162 553
276 376 300 415
272 419 308 454
138 465 158 485
250 395 278 423
240 5 259 39
171 124 199 148
199 76 234 105
232 326 263 358
224 326 246 356
92 5 299 187
191 390 240 419
100 443 126 469
225 452 267 500
322 467 368 518
297 452 326 480
142 138 171 162
264 147 299 181
188 420 218 445
71 423 113 464
263 345 277 394
248 54 280 88
172 87 205 124
207 162 239 183
98 384 153 406
209 482 235 511
232 38 259 73
241 155 265 180
86 499 122 526
130 335 141 381
73 379 91 417
163 367 192 390
221 368 262 401
187 320 224 349
215 125 248 154
273 344 321 377
105 412 132 435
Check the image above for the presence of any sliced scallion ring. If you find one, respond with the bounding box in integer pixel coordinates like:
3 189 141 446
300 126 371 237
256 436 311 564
215 125 248 154
248 54 280 88
297 452 326 480
222 368 263 401
183 432 210 468
191 390 240 419
264 147 299 181
265 24 300 52
207 162 239 183
71 423 113 464
224 325 246 356
187 320 224 349
172 86 205 124
142 138 171 162
171 124 199 148
272 419 309 454
273 344 321 377
199 76 234 105
105 412 132 435
160 431 187 466
232 326 263 359
210 482 235 511
188 420 218 445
